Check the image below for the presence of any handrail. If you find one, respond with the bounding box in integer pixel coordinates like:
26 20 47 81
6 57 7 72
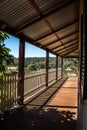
24 72 46 79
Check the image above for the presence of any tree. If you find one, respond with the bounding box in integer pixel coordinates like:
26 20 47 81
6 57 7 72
63 58 78 70
37 62 45 69
27 64 37 71
0 31 14 73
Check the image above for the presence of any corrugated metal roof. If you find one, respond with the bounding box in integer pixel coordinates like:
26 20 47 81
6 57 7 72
0 0 79 57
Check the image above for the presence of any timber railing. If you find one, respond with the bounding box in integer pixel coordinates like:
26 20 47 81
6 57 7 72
0 73 18 113
48 70 56 85
24 69 62 101
24 72 46 100
0 69 62 112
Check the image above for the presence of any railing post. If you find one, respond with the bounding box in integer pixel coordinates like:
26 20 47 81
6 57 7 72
46 50 49 87
56 55 58 80
18 35 25 105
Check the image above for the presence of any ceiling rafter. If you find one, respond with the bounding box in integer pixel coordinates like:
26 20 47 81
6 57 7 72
25 0 66 52
34 21 78 41
51 38 78 51
60 47 78 56
16 0 76 34
28 0 42 15
29 0 69 53
28 0 69 53
58 45 78 54
54 41 78 53
43 31 78 48
58 43 77 53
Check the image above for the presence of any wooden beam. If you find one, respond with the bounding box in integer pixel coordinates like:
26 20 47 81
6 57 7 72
18 35 25 105
65 55 79 58
16 0 76 34
35 22 78 42
51 39 78 51
43 31 78 48
28 0 65 53
46 50 49 87
54 41 78 53
55 42 78 53
58 45 78 54
28 0 42 15
60 47 78 56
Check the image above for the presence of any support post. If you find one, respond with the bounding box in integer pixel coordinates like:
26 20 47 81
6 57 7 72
79 14 83 100
61 57 63 78
18 36 25 105
56 55 58 80
83 0 87 99
46 50 49 87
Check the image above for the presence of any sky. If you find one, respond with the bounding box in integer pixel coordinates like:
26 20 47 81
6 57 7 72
4 35 55 58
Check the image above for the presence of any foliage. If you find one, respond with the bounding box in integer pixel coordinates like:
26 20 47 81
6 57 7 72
27 64 37 71
37 62 45 69
0 31 14 73
15 57 62 71
63 58 78 70
0 31 9 43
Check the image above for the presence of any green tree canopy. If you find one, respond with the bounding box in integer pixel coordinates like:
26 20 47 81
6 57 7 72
0 31 14 72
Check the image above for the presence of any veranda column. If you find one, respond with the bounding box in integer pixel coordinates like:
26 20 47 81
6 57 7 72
61 57 63 78
46 50 49 87
83 0 87 99
56 55 58 80
18 36 25 105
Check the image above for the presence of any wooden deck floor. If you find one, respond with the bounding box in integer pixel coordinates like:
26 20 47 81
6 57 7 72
0 77 78 130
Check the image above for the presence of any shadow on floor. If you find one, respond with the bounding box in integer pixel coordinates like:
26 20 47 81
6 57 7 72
0 106 77 130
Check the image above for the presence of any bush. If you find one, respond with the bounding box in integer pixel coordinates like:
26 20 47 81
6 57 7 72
27 64 37 71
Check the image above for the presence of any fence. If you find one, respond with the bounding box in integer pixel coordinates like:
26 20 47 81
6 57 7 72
24 72 46 100
48 69 56 85
0 69 62 112
24 69 62 101
0 73 18 113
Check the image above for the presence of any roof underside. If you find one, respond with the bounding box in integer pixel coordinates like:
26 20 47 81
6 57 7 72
0 0 79 58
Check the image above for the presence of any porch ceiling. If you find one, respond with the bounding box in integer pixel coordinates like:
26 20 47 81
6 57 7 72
0 0 79 58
